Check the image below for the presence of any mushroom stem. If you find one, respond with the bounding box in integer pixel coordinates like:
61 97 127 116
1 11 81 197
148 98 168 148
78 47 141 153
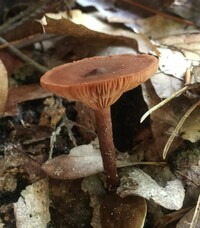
94 107 117 191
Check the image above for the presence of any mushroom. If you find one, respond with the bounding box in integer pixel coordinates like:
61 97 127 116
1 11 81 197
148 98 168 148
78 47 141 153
40 54 158 191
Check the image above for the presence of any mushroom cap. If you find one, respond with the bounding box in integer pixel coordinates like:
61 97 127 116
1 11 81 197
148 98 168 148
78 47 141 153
40 54 158 110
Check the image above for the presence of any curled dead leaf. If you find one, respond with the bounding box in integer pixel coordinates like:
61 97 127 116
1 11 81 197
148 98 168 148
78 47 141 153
117 168 185 210
42 145 103 179
4 84 51 116
0 60 8 116
14 179 50 228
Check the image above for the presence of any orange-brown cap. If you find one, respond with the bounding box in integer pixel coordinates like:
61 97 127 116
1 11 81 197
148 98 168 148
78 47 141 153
40 54 158 109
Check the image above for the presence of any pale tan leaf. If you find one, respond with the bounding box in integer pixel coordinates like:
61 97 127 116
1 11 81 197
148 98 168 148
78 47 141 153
39 10 159 55
117 168 185 210
180 106 200 143
14 179 50 228
0 60 8 116
42 145 104 179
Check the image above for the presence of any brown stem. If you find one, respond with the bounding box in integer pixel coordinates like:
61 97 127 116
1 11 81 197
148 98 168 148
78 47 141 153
94 107 117 191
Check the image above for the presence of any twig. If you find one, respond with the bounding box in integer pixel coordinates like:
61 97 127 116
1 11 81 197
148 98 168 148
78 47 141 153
190 194 200 228
0 36 48 73
140 85 189 123
0 0 50 35
123 0 194 26
163 100 200 159
176 170 199 187
0 34 58 49
49 121 65 160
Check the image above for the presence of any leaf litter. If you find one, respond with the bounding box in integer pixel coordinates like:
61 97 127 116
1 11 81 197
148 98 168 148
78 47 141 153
0 0 200 227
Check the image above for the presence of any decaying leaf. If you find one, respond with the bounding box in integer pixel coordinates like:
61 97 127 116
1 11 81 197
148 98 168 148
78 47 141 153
0 60 8 116
39 96 66 127
42 143 152 180
169 141 200 187
159 48 189 80
176 198 200 228
134 15 196 39
40 11 136 45
150 72 183 99
14 179 50 228
39 10 158 54
149 47 190 100
168 1 200 26
4 84 51 116
0 51 24 75
180 107 200 143
117 168 185 210
42 144 104 179
0 173 17 193
76 0 138 24
82 176 106 228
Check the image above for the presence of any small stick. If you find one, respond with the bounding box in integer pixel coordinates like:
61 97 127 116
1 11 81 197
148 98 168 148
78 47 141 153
163 100 200 159
140 85 189 123
123 0 193 26
0 36 48 73
176 170 199 187
190 194 200 228
117 161 167 167
0 34 57 50
0 0 50 35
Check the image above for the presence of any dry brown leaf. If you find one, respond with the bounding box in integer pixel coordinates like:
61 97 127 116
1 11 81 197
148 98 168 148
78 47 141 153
135 15 196 39
176 207 200 228
40 10 159 55
0 60 8 116
4 84 52 116
179 107 200 143
168 1 200 26
75 102 96 143
0 51 23 75
141 81 187 158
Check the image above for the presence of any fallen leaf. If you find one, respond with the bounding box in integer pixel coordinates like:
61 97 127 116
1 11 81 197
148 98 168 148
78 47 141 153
150 72 183 99
13 179 50 228
0 51 23 75
0 60 8 116
42 143 148 180
39 10 158 54
75 102 96 143
158 33 200 62
180 107 200 143
167 1 200 26
176 207 200 228
134 15 196 39
82 175 106 228
117 168 185 210
3 84 52 116
41 11 136 44
42 144 103 179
